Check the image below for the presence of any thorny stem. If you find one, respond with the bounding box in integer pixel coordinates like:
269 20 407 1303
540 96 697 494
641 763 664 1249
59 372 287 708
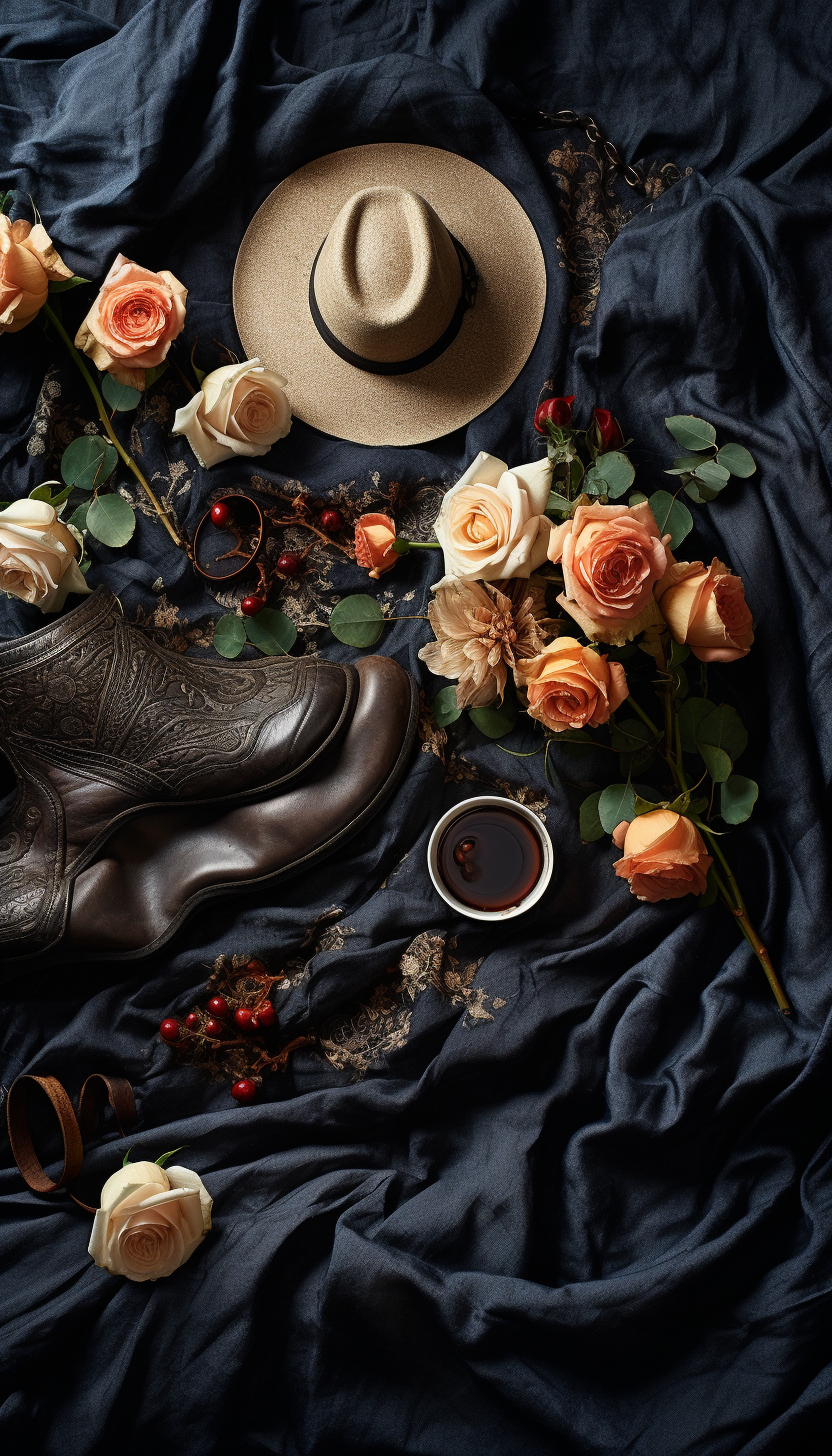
44 303 183 547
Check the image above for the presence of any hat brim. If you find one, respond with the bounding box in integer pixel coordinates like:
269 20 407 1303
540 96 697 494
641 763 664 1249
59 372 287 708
233 144 547 448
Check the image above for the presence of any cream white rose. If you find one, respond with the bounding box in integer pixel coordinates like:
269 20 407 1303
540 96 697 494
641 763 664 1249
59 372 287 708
88 1160 212 1283
0 497 91 613
433 450 552 585
172 358 291 467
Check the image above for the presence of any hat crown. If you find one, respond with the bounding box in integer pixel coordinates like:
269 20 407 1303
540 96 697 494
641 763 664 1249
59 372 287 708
313 187 462 365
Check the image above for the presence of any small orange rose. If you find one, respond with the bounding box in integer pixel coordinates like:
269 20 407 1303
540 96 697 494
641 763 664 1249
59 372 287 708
355 512 397 579
0 216 72 334
514 637 628 732
656 557 753 662
613 810 712 902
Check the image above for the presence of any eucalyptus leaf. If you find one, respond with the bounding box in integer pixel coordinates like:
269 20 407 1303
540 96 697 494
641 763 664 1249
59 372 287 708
67 501 90 532
720 774 759 824
669 640 690 667
684 480 720 505
679 697 716 754
329 594 384 647
431 685 461 727
592 450 635 499
697 742 732 783
579 790 605 842
698 865 719 908
102 374 142 412
245 606 296 656
697 703 748 762
60 435 117 492
213 614 247 659
647 490 693 550
144 362 169 388
665 455 707 475
716 442 756 478
468 699 517 739
609 718 655 753
86 492 136 547
583 466 606 498
628 492 647 506
598 783 637 835
555 727 595 756
570 457 585 491
665 414 717 452
693 459 730 490
545 491 574 515
48 274 90 293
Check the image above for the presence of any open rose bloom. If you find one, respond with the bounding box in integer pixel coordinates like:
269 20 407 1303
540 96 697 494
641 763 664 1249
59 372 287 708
434 451 552 584
613 810 712 902
656 557 754 661
0 216 73 333
515 637 628 731
549 500 670 644
75 253 187 389
173 359 291 467
0 499 91 613
89 1161 212 1283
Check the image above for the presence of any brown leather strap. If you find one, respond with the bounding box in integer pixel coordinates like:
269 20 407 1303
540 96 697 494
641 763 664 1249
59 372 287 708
6 1072 138 1212
77 1074 137 1141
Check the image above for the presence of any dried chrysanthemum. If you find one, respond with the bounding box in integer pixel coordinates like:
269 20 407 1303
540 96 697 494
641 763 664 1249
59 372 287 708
419 578 553 710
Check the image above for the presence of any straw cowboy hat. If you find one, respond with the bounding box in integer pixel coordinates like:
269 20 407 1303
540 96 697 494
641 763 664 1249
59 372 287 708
233 143 547 447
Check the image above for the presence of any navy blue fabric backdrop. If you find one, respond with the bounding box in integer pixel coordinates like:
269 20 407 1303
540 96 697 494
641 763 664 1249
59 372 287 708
2 3 832 1452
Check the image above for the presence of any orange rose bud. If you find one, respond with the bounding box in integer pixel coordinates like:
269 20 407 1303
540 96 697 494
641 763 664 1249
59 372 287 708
0 216 72 334
354 512 397 579
514 637 628 732
613 810 712 903
656 558 754 662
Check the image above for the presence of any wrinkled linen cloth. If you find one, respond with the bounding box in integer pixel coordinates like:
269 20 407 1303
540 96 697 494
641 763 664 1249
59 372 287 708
2 3 832 1453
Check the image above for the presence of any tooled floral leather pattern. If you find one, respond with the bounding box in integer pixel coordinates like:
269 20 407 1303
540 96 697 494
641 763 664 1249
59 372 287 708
0 775 58 946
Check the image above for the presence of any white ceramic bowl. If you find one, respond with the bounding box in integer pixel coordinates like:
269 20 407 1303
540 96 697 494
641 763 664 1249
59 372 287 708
427 794 554 922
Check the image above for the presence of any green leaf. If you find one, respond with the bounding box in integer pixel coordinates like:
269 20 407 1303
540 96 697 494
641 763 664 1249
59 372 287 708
669 640 690 667
679 697 716 753
102 374 142 412
697 703 748 763
468 699 517 739
716 443 756 478
583 466 606 498
144 362 169 388
28 482 68 505
155 1147 185 1168
647 490 693 550
393 538 412 554
431 685 461 727
610 718 655 753
665 454 708 476
684 479 721 505
67 501 89 532
555 727 595 756
598 783 637 835
48 275 90 293
190 340 206 386
543 741 559 789
213 614 247 659
86 492 136 547
545 491 574 516
628 492 647 506
60 435 117 492
122 1149 132 1167
665 414 717 452
329 594 384 647
570 457 585 492
720 774 759 824
592 450 635 499
579 790 605 842
245 607 297 656
693 459 730 490
698 742 732 783
698 865 719 908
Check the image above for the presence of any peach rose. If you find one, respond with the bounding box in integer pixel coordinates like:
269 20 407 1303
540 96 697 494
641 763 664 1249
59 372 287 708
88 1160 212 1283
355 512 397 578
0 216 72 333
548 501 670 644
656 557 754 662
514 636 628 731
612 809 712 902
75 253 187 389
0 498 90 613
433 451 552 584
172 359 291 467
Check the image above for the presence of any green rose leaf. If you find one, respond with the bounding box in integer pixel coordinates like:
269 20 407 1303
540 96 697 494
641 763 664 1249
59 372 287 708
245 607 297 656
647 490 693 550
598 783 637 835
329 594 384 647
431 685 462 727
155 1147 185 1168
665 455 707 476
698 742 732 783
592 450 635 499
665 415 717 452
698 864 720 908
67 501 90 532
697 703 748 763
60 435 118 492
716 443 756 478
570 457 585 492
48 275 90 293
720 774 759 824
143 362 169 388
545 491 574 516
86 492 136 547
679 697 716 754
693 459 730 490
29 482 72 507
102 374 142 412
468 698 517 739
579 790 605 842
213 614 247 659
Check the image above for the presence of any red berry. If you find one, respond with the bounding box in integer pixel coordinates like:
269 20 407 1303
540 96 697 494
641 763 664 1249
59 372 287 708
534 395 575 433
234 1007 257 1033
210 501 231 526
231 1078 257 1104
204 1018 224 1038
241 595 264 616
254 1000 277 1028
320 508 344 533
159 1018 180 1043
185 1012 200 1030
246 958 267 975
207 995 229 1018
277 551 302 576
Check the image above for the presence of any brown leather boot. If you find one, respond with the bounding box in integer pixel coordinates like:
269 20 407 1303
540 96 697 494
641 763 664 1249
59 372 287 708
0 588 417 968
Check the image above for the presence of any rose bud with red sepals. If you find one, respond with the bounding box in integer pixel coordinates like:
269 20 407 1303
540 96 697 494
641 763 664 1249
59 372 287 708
234 1007 257 1033
246 958 267 976
320 508 344 533
231 1078 257 1104
159 1018 180 1043
207 995 230 1018
185 1012 200 1030
534 396 575 433
277 551 302 576
593 407 624 451
241 596 264 617
254 1001 277 1028
210 501 231 527
204 1018 224 1038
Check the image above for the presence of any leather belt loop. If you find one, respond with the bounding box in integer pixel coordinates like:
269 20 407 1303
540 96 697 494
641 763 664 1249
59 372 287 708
6 1072 137 1212
77 1074 137 1141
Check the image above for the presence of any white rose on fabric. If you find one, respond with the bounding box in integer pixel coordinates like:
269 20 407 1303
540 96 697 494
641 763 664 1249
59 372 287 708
88 1161 212 1283
433 450 552 585
0 497 91 613
172 358 292 467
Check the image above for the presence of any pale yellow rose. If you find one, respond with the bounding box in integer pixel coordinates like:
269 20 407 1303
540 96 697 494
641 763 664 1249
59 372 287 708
0 498 90 613
656 557 754 662
172 359 291 467
0 216 72 334
75 253 187 389
88 1161 212 1283
433 451 552 584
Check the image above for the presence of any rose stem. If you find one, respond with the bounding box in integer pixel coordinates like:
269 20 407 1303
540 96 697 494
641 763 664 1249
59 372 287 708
702 833 790 1015
627 696 661 739
43 302 183 548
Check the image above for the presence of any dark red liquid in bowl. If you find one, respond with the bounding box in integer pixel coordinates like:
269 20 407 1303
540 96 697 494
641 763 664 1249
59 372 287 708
437 806 543 912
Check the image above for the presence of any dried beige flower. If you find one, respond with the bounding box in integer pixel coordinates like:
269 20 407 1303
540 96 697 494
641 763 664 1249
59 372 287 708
419 578 552 709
